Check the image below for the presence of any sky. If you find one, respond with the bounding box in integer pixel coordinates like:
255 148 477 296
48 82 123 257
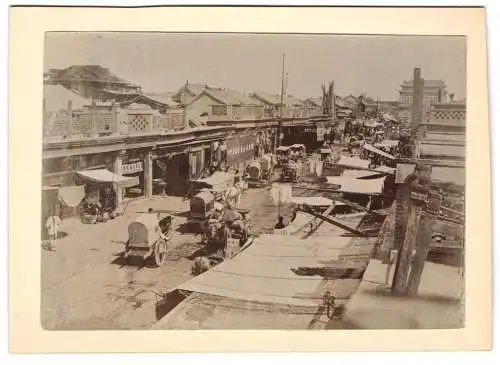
44 32 466 101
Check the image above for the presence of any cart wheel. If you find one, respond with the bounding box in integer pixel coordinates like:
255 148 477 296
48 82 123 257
154 240 168 267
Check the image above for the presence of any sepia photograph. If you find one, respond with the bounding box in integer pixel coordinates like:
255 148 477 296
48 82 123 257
8 6 490 353
41 31 466 331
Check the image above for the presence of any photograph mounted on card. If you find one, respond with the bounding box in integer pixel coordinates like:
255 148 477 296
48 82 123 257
9 5 490 353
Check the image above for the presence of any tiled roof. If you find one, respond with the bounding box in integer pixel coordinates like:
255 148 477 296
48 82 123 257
252 92 304 106
401 79 446 87
184 82 208 96
207 88 260 106
45 65 139 88
142 92 180 107
304 97 323 107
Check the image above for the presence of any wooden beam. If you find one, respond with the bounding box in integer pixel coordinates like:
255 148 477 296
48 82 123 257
299 205 366 236
392 203 422 295
292 185 388 216
405 212 434 296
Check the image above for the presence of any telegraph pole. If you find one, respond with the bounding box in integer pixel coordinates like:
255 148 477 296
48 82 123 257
277 53 286 149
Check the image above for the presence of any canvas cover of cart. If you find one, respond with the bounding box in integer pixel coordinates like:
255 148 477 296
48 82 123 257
192 171 235 201
290 144 307 160
246 154 273 186
124 213 169 267
189 190 221 231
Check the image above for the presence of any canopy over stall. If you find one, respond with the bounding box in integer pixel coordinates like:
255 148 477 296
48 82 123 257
76 169 139 188
326 176 386 195
288 196 333 206
336 155 371 170
381 113 398 123
374 165 396 174
176 233 365 307
195 171 235 188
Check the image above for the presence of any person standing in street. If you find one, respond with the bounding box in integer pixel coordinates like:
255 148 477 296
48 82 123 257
274 216 286 230
45 208 61 252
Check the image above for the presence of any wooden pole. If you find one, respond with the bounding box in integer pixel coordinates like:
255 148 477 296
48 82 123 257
405 211 434 296
111 101 118 134
391 202 422 295
278 53 285 148
67 100 73 137
391 164 432 295
91 99 97 136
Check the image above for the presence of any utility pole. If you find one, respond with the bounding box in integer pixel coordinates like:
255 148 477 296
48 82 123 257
277 53 286 149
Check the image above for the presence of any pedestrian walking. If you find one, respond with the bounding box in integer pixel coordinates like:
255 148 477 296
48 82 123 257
45 209 61 251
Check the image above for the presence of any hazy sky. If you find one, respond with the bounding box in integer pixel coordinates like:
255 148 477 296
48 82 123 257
44 32 466 100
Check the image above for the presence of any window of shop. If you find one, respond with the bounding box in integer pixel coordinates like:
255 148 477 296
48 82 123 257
212 105 228 116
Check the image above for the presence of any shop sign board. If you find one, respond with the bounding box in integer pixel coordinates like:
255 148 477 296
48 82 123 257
123 161 143 175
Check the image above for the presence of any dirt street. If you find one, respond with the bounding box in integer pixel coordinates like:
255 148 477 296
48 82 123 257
41 186 292 330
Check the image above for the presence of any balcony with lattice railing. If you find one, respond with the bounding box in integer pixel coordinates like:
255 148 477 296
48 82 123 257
43 107 186 141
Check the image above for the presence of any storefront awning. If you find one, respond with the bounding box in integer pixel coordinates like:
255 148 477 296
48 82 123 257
76 169 139 188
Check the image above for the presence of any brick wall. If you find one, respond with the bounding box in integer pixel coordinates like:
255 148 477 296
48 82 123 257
155 110 185 131
44 110 114 137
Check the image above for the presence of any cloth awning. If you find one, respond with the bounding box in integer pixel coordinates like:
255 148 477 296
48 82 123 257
76 169 139 188
176 233 366 307
196 171 235 187
326 176 386 195
58 186 85 208
375 165 396 174
342 170 377 179
336 155 370 170
362 143 396 160
381 113 398 122
289 196 333 206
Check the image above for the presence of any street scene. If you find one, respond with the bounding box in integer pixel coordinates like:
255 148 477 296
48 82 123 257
42 33 466 330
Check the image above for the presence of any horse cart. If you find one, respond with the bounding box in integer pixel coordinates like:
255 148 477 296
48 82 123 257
188 190 224 232
200 207 253 248
246 154 274 188
280 160 300 183
124 213 172 267
276 146 291 167
289 144 307 162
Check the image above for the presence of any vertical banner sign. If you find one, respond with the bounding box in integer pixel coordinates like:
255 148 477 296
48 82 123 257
317 123 325 141
225 238 241 259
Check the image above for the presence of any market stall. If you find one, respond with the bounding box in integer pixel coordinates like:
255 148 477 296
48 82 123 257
76 169 140 221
